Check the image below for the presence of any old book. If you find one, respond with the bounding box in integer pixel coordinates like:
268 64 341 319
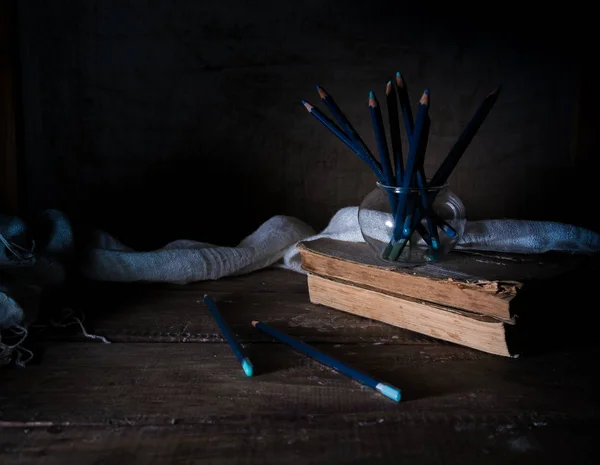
307 273 517 357
298 238 588 321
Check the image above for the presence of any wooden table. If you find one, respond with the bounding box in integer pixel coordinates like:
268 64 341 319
1 268 598 464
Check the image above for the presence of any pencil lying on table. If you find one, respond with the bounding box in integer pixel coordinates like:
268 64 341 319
203 295 254 377
252 320 402 402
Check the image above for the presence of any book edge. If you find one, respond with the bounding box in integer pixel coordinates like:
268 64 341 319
306 273 517 358
298 240 514 321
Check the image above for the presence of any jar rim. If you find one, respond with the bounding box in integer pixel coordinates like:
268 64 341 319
376 180 449 193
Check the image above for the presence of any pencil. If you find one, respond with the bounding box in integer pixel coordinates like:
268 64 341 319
316 85 379 171
252 320 401 402
203 295 253 377
395 72 415 136
369 91 396 187
415 169 440 250
385 80 404 185
388 90 429 260
395 87 501 249
395 73 456 240
431 86 501 186
394 90 429 232
403 116 434 242
303 100 384 181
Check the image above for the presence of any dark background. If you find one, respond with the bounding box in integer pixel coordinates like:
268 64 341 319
8 0 598 249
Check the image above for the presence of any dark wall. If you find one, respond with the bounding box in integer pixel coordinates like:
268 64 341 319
15 1 594 249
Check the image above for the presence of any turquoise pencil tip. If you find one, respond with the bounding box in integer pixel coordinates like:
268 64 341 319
242 358 254 377
301 100 306 105
396 71 401 77
432 238 440 250
387 80 392 86
377 383 402 402
369 91 375 99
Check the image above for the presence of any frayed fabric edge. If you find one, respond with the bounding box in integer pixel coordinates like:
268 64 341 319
0 324 32 367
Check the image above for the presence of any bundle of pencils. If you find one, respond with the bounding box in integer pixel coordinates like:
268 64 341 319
303 75 500 261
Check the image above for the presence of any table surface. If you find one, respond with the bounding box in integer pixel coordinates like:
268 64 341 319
1 268 598 464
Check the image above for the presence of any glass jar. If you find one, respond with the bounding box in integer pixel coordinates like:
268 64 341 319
358 182 466 265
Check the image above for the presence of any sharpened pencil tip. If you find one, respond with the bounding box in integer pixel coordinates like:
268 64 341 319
302 101 314 112
396 71 401 78
395 73 405 88
251 321 259 327
424 88 429 95
420 91 429 105
315 85 320 90
368 91 377 107
385 81 393 96
377 383 402 402
242 358 254 377
316 86 327 99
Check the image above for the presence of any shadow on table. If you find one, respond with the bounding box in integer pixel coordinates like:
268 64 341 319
506 257 600 357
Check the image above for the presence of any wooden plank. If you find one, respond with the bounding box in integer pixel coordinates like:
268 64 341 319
1 343 598 424
43 270 439 345
1 419 598 465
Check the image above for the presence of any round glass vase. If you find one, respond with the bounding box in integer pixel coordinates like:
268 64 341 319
358 182 466 265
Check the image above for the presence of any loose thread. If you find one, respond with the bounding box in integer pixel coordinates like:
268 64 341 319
0 324 30 366
14 346 34 367
51 308 111 344
73 317 111 344
0 233 36 262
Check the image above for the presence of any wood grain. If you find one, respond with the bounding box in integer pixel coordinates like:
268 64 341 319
1 343 598 424
1 419 598 465
1 342 599 464
43 269 439 345
2 267 600 464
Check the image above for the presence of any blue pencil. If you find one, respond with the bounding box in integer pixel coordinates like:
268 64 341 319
369 91 396 187
385 81 404 185
403 116 436 245
252 320 402 402
394 90 429 234
395 73 455 239
316 85 380 171
431 86 501 187
303 100 384 181
398 87 501 246
415 169 440 250
395 72 415 136
203 295 253 377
